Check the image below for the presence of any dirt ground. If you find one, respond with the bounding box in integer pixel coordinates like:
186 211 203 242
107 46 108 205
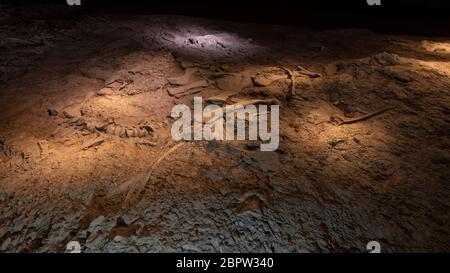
0 5 449 252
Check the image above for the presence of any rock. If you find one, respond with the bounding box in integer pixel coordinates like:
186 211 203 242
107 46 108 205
245 142 260 150
119 214 139 226
85 235 109 251
95 122 110 131
0 192 7 202
82 139 104 150
137 128 148 138
182 243 201 253
0 139 17 157
72 117 86 127
184 34 229 50
421 40 450 53
382 67 413 83
241 155 271 172
132 128 140 137
136 141 157 148
372 52 401 66
328 139 345 148
97 87 114 96
62 111 74 119
11 216 27 234
47 108 58 116
0 227 8 239
276 146 289 154
125 128 136 138
113 235 128 244
114 126 126 137
28 214 52 231
105 124 116 135
104 240 138 253
142 125 154 134
0 237 11 251
88 216 106 230
46 228 72 247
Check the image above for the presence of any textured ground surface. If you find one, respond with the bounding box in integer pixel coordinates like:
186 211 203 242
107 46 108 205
0 5 449 252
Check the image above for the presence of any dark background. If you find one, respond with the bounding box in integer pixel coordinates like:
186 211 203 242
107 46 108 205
2 0 450 36
5 0 450 10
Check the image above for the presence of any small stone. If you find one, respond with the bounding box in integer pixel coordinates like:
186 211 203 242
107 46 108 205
1 237 11 251
137 141 157 148
113 235 128 244
119 214 139 226
97 88 114 96
143 125 154 133
47 109 58 116
125 128 136 138
86 235 108 250
72 117 86 127
116 217 127 227
88 216 105 230
0 227 8 239
113 162 123 168
276 146 289 154
383 67 413 83
0 192 7 202
328 139 345 148
245 142 260 151
182 243 201 253
137 129 148 138
62 111 74 119
372 52 400 66
105 124 116 134
114 126 126 137
95 122 110 131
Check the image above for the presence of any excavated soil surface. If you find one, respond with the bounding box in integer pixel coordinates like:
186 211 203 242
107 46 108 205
0 6 449 252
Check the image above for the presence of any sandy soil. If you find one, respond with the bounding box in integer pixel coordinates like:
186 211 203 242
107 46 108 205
0 6 449 252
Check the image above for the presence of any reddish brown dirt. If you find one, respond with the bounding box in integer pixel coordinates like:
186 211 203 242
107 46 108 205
0 6 449 252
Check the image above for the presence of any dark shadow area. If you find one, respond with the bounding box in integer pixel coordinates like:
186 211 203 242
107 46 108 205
3 0 450 36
